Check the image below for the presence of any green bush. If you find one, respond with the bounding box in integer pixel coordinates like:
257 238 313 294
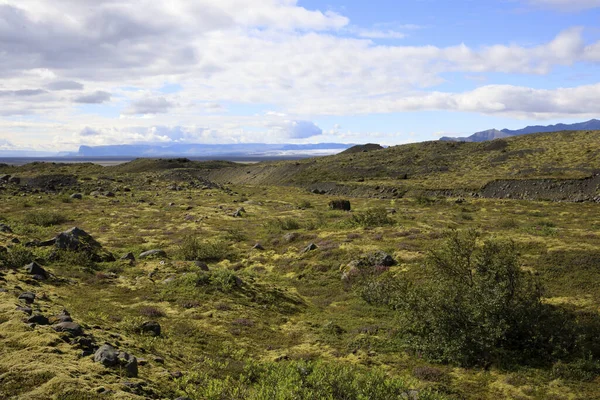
0 245 36 269
361 230 561 367
351 207 393 228
22 211 68 227
178 237 232 262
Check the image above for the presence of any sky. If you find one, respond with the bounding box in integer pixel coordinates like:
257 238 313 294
1 0 600 152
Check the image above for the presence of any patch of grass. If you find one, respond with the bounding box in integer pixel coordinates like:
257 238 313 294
351 207 394 228
22 211 68 227
175 359 446 400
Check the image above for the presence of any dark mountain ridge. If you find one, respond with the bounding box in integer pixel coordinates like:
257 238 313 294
441 119 600 142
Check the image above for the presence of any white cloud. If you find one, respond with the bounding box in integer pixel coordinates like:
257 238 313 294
292 83 600 119
0 0 599 149
123 97 173 115
267 120 323 139
46 81 84 91
74 91 111 104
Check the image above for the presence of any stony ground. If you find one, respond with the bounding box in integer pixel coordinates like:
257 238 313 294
0 155 599 399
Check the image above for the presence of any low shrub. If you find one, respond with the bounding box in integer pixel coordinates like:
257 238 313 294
22 211 68 227
175 359 446 400
178 237 232 262
360 230 599 367
351 207 394 228
0 245 35 269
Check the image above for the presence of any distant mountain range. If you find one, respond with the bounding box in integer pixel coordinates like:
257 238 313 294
75 143 353 157
440 119 600 142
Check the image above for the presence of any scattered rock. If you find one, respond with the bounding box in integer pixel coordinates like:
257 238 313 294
252 243 265 251
27 314 49 325
301 243 318 253
170 371 183 379
24 262 48 280
120 252 136 261
16 306 32 315
94 343 138 377
70 193 83 200
194 261 209 271
282 232 299 243
8 177 20 185
0 223 12 233
153 356 164 364
329 199 351 211
366 250 395 267
118 352 139 377
50 310 73 324
139 321 161 337
54 321 84 337
139 249 167 259
18 292 35 304
94 344 118 367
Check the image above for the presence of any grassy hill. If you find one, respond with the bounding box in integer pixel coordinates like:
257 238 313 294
204 130 600 190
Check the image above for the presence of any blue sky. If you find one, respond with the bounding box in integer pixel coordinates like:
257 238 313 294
1 0 600 151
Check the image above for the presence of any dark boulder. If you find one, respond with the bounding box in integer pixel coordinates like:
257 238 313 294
139 321 161 337
0 223 12 233
8 177 20 184
27 314 49 325
16 306 33 315
366 250 395 267
139 249 167 259
94 344 138 377
54 321 84 336
252 243 265 250
329 199 351 211
70 193 83 200
39 227 114 262
50 310 73 324
94 343 118 367
18 292 35 304
54 227 102 252
194 261 209 271
24 262 48 280
301 243 318 253
120 252 135 261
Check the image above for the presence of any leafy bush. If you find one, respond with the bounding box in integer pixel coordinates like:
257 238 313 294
351 207 393 228
161 270 242 302
361 230 566 367
0 245 35 268
178 237 232 262
22 211 68 227
552 357 600 382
